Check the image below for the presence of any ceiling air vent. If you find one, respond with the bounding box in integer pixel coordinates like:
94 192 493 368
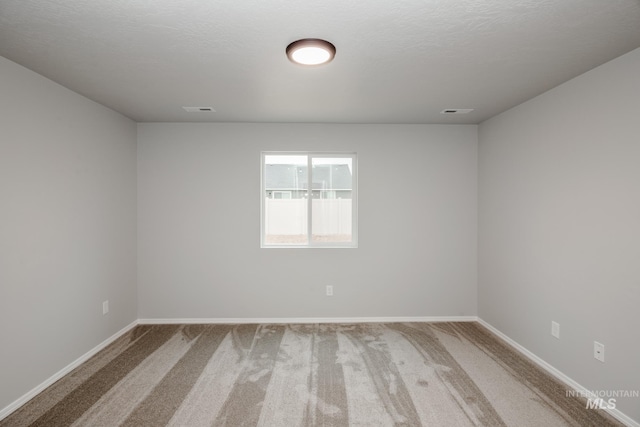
441 109 474 114
182 106 216 113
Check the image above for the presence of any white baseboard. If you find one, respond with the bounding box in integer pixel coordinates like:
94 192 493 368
138 316 479 325
477 318 639 427
0 320 139 422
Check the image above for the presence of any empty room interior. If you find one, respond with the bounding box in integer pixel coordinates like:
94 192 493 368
1 1 639 426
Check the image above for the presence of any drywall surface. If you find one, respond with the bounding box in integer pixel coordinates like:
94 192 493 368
0 57 137 411
479 48 640 421
137 123 477 319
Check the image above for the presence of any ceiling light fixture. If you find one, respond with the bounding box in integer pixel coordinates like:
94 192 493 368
286 39 336 66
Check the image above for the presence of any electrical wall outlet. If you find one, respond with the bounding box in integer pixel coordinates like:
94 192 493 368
594 341 605 362
102 300 109 315
326 285 334 296
551 321 560 339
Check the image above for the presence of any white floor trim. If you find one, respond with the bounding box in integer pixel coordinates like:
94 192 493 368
0 320 139 422
138 316 479 325
477 318 639 427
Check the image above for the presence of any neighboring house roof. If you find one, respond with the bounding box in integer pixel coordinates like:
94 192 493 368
265 164 352 190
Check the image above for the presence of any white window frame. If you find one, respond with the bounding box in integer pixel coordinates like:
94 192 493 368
261 151 358 248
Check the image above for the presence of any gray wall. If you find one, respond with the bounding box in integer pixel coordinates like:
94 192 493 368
478 48 640 420
137 123 478 319
0 57 138 410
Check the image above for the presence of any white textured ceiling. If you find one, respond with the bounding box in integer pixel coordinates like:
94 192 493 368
1 0 639 124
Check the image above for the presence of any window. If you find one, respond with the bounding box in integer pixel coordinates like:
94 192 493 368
261 152 357 248
271 191 292 199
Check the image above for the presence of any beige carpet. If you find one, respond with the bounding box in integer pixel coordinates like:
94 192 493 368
1 322 623 426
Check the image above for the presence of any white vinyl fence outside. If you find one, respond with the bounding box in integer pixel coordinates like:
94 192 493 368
264 198 352 236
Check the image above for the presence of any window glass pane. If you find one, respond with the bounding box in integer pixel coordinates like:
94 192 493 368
264 155 308 245
311 157 353 243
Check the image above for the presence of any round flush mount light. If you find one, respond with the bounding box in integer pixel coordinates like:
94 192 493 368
286 39 336 66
